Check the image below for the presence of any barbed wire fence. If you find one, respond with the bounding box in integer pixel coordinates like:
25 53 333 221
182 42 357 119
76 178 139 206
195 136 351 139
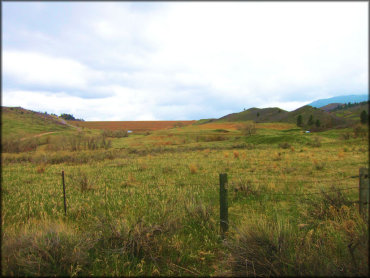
217 168 369 237
57 167 368 239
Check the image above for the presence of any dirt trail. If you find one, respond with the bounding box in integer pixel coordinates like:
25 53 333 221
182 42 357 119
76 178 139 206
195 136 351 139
57 118 82 131
20 131 59 141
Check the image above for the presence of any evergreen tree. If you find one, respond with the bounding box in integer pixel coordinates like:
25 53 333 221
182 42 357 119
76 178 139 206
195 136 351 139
297 115 302 127
315 119 321 127
360 110 368 124
307 115 314 126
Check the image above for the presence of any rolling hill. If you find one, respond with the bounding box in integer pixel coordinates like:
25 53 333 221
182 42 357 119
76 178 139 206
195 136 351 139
219 107 288 122
211 103 363 130
330 101 369 122
1 106 72 138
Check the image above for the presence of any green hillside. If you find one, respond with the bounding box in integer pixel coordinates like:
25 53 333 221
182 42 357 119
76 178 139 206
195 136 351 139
219 107 288 122
1 107 71 139
279 105 348 129
331 101 369 122
213 104 358 130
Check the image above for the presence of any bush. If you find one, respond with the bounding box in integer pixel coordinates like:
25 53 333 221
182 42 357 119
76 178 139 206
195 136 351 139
279 142 291 149
237 123 257 137
2 137 40 153
101 129 128 138
307 137 322 147
340 132 351 140
45 134 112 152
353 124 367 138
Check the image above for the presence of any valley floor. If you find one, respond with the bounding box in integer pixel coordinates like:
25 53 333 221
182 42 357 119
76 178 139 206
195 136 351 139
1 123 369 276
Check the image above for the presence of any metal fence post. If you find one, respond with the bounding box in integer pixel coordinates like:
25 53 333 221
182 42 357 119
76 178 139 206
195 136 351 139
359 168 369 218
62 170 67 216
220 173 228 239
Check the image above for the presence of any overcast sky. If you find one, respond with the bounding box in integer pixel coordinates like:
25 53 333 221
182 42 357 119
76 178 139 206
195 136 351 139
2 1 368 121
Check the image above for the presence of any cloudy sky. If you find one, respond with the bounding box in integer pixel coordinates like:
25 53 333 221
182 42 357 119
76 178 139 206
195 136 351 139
2 2 368 121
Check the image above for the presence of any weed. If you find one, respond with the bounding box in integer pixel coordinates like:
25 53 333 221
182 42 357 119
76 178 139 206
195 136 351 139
189 164 198 174
36 165 46 174
312 159 325 170
272 152 282 161
72 169 94 192
233 151 239 159
340 132 351 140
226 217 296 276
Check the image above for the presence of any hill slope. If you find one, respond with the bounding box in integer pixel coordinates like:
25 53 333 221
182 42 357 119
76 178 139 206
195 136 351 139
331 101 369 122
1 107 71 138
280 105 348 129
219 107 288 122
214 105 355 130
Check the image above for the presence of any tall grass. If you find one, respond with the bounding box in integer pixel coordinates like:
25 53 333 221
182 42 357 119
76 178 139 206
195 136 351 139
2 124 369 276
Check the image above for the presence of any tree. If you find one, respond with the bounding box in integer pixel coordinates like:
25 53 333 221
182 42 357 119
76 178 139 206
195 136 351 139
60 113 76 121
360 110 368 124
257 112 260 118
60 113 84 121
238 123 256 137
307 115 314 126
297 115 302 127
315 119 321 127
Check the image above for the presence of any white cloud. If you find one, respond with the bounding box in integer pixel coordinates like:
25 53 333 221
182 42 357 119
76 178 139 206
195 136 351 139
2 2 367 120
3 50 102 89
258 101 311 112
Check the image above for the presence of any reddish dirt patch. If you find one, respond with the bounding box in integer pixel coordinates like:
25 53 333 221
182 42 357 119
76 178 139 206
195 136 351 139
68 121 196 131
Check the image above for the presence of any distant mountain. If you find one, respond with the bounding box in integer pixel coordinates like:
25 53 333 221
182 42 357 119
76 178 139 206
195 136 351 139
308 95 368 108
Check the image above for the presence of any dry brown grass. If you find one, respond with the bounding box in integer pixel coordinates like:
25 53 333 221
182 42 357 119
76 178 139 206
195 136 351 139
67 120 196 131
36 165 46 174
189 164 198 174
233 151 239 159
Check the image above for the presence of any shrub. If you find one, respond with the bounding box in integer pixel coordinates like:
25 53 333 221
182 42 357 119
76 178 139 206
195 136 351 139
237 123 256 137
279 142 291 149
307 137 322 147
353 124 367 138
101 129 129 138
1 137 40 153
340 132 351 140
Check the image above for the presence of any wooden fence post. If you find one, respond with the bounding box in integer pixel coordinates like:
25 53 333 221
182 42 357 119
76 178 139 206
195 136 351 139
220 173 228 239
62 170 67 216
359 168 369 217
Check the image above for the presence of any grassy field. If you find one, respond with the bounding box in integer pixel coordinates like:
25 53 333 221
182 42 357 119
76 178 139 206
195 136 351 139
68 120 196 132
1 120 369 276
